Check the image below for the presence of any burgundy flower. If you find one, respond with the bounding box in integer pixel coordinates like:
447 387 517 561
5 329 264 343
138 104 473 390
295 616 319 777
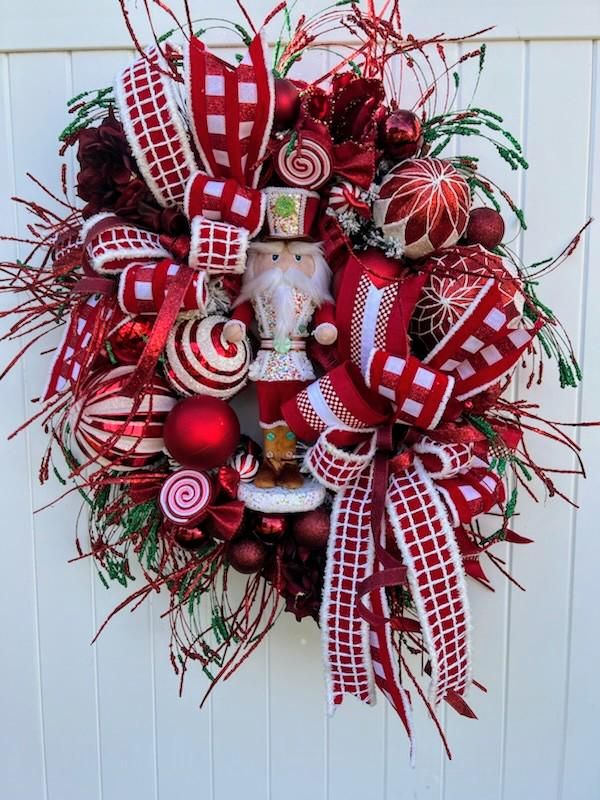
76 108 135 217
265 537 326 622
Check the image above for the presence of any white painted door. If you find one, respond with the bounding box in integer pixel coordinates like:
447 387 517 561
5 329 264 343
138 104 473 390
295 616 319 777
1 2 599 798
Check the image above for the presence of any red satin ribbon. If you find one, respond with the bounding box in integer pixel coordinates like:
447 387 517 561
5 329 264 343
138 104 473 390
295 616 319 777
123 264 195 397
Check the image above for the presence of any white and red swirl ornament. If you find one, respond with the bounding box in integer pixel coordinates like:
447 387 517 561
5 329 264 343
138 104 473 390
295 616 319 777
159 469 214 526
68 365 176 471
373 158 471 259
229 452 260 482
165 315 250 399
275 132 334 190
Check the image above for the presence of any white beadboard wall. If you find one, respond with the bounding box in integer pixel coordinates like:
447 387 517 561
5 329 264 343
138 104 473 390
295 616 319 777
0 2 599 799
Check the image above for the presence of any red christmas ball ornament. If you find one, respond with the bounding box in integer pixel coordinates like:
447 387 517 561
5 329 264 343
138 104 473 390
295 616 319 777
163 396 240 470
374 158 471 259
106 317 153 365
274 78 302 131
227 538 267 574
464 207 506 250
380 109 423 161
256 513 287 539
292 508 331 550
173 525 209 550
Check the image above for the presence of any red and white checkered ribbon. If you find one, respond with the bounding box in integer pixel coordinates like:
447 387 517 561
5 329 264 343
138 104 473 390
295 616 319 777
305 425 502 731
186 32 274 189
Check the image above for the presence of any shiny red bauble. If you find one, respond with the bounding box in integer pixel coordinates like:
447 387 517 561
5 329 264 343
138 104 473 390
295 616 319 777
380 109 423 161
106 318 153 365
173 525 209 550
292 508 331 550
273 78 302 131
227 538 267 574
163 396 240 470
464 207 506 250
256 513 287 539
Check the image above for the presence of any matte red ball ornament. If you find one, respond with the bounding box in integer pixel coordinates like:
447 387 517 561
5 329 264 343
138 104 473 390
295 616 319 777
380 109 423 161
163 396 240 470
106 318 153 365
227 538 267 574
274 78 301 131
256 513 287 539
292 508 331 550
464 207 506 250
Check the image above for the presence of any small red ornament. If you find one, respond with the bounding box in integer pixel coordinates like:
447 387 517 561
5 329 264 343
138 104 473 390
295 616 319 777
173 525 209 550
292 508 331 550
227 538 267 574
273 78 302 131
106 317 153 365
464 207 505 250
163 396 240 470
380 109 423 161
256 513 287 539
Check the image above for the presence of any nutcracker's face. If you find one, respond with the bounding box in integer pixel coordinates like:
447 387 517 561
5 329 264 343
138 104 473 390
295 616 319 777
252 242 316 278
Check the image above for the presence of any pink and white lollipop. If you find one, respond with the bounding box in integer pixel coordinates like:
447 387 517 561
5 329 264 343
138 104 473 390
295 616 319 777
275 133 333 190
159 469 214 526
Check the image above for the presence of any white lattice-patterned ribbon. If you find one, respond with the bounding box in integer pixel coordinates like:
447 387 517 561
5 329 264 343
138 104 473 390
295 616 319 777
306 426 503 729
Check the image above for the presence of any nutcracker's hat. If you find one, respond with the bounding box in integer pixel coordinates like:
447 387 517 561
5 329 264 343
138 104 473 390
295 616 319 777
262 186 319 240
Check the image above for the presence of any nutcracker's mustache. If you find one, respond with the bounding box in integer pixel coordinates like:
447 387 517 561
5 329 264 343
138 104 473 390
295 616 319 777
236 265 332 308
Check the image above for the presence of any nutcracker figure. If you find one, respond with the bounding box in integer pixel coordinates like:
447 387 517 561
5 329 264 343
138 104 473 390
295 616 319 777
224 188 337 490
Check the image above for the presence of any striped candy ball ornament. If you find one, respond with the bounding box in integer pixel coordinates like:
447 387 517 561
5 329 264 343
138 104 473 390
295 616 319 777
164 315 251 399
159 469 213 526
68 365 176 471
373 157 471 259
229 451 260 482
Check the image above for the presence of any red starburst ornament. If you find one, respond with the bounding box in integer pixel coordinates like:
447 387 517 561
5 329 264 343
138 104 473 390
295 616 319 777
373 158 471 259
411 244 524 354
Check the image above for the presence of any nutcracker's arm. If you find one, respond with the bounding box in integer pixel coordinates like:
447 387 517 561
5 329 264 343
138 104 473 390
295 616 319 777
223 300 255 343
313 301 338 346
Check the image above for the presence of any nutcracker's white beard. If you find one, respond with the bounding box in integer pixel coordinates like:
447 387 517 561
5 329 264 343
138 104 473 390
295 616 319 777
236 243 333 342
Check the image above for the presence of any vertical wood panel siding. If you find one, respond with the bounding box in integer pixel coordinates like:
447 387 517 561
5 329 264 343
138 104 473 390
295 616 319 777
0 19 598 800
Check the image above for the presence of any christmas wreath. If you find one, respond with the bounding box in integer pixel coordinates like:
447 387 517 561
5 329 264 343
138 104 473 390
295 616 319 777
1 0 590 758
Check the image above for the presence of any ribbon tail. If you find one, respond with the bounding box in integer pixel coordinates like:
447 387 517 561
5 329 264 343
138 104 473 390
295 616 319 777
319 460 376 712
387 458 472 707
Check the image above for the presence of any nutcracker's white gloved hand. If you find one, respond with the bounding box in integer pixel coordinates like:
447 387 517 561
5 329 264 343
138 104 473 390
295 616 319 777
313 323 338 346
223 320 246 343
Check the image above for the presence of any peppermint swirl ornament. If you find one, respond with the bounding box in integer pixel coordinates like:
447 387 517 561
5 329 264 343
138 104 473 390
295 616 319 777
328 181 367 216
164 315 250 399
230 451 260 482
275 133 333 190
159 469 213 526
